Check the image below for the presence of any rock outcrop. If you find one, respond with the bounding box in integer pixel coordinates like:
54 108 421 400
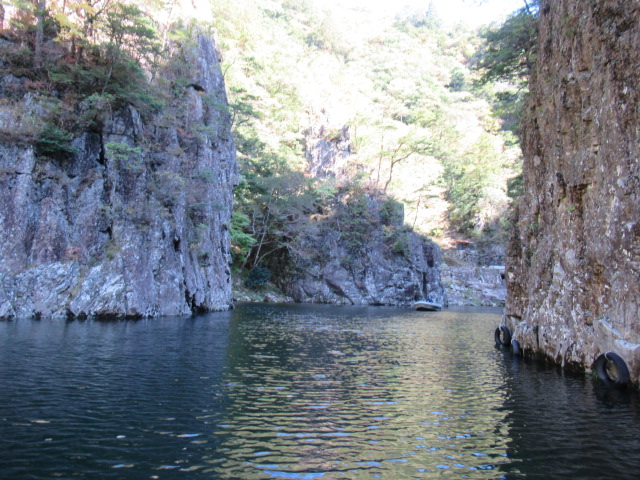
441 264 505 307
440 244 506 307
280 197 446 307
0 34 237 319
505 0 640 384
278 118 446 307
305 121 352 179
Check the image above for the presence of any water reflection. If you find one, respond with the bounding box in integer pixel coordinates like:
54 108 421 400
497 352 640 479
0 314 234 479
0 304 639 479
206 305 513 478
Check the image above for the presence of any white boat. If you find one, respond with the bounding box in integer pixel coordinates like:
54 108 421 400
414 300 442 311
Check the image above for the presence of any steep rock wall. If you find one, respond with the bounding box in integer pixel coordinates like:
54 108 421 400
281 197 446 307
0 34 237 319
505 0 640 383
279 117 446 307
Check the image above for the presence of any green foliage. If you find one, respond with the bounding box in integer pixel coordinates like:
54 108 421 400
105 141 143 168
102 57 164 116
507 172 524 200
380 198 404 226
304 12 348 57
336 187 374 252
440 134 503 234
313 182 337 203
104 3 159 55
448 67 467 92
281 0 313 13
36 122 77 158
395 4 442 32
391 232 410 257
229 87 263 128
381 222 412 257
76 93 115 132
230 211 256 267
474 2 539 85
245 265 271 289
1 0 163 154
101 3 160 93
491 89 527 141
212 0 525 268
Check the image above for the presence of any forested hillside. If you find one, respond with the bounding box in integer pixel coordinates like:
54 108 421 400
0 0 526 303
208 0 524 289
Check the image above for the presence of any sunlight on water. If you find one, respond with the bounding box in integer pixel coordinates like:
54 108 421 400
205 306 510 479
0 304 639 479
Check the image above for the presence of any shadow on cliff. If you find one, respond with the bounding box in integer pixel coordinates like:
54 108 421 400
250 184 446 307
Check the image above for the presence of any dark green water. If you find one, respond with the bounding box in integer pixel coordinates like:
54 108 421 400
1 304 639 479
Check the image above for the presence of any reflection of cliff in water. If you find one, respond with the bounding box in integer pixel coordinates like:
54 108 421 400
496 351 640 479
213 304 409 476
3 306 640 478
208 305 517 478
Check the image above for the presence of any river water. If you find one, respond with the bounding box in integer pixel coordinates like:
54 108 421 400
1 304 639 479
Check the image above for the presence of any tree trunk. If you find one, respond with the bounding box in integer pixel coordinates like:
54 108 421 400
412 194 422 229
34 0 46 68
383 160 397 193
375 134 384 190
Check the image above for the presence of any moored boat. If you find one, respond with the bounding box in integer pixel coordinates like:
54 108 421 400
414 299 442 311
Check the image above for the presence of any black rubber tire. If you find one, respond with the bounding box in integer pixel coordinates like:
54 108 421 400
494 326 512 347
595 352 630 386
511 339 521 355
501 326 512 346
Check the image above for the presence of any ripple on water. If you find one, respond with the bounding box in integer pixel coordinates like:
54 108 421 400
1 306 640 479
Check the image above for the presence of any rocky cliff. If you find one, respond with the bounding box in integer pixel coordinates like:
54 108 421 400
0 34 237 319
505 0 640 384
280 195 446 307
276 118 446 307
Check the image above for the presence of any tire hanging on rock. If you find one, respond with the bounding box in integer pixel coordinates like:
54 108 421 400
494 326 511 347
594 352 630 386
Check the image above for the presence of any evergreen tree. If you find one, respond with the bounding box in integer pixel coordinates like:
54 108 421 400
475 0 539 85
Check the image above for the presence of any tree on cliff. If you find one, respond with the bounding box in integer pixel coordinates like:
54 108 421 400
1 0 164 155
34 0 45 67
100 2 160 93
475 0 539 86
375 132 435 193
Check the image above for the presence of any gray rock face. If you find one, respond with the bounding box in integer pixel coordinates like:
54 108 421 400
505 0 640 384
442 265 505 307
440 245 506 307
0 34 237 319
281 121 446 307
305 123 352 179
281 204 446 307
